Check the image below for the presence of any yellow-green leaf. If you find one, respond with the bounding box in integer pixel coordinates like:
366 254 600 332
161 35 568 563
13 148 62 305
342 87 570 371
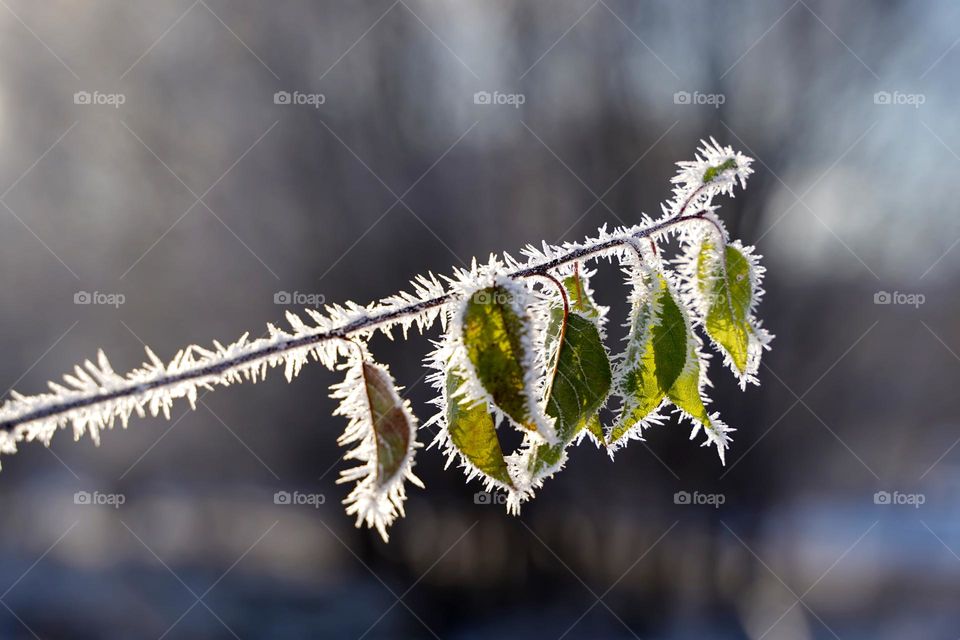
532 311 611 472
563 272 601 320
610 273 687 443
702 157 737 184
445 369 514 488
666 341 711 426
585 415 605 445
698 241 753 374
461 285 538 432
666 337 731 462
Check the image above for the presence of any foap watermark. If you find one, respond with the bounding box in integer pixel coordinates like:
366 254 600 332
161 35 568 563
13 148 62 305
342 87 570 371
473 90 525 108
74 490 126 509
673 91 725 109
74 90 126 108
873 91 925 109
274 291 326 307
674 490 725 508
874 490 925 508
874 290 925 308
75 291 125 308
274 90 326 108
274 490 325 508
471 288 518 306
474 491 507 505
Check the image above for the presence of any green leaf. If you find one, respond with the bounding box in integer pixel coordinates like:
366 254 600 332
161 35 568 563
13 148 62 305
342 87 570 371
543 270 602 357
610 273 690 443
461 285 539 433
666 336 731 463
698 241 753 374
532 311 612 472
362 362 413 485
584 415 605 445
651 277 688 390
702 157 737 184
563 272 601 320
609 268 730 459
445 369 514 488
666 341 711 426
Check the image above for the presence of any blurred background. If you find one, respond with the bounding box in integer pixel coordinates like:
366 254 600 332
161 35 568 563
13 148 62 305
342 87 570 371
0 1 957 638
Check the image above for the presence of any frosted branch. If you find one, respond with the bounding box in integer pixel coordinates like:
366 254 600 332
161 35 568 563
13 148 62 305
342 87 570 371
0 212 711 456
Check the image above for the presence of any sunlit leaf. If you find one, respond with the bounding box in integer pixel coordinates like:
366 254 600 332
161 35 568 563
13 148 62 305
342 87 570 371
610 272 686 443
698 241 753 374
610 264 734 461
667 335 733 463
666 340 710 425
584 415 605 445
445 369 514 488
563 271 601 320
461 285 546 437
531 311 611 472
